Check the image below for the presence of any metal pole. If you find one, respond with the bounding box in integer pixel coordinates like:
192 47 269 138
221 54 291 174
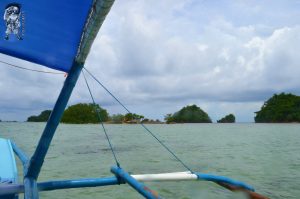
24 61 83 199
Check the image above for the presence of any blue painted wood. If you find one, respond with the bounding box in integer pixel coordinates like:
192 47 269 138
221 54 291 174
0 138 18 199
196 173 255 191
0 183 23 196
38 177 121 191
25 61 83 180
11 141 28 167
24 178 38 199
0 177 122 196
111 166 161 199
24 61 83 199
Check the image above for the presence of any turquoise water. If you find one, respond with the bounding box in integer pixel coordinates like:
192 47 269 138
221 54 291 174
1 123 300 199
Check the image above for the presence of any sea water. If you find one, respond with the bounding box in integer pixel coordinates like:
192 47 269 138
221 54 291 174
1 123 299 199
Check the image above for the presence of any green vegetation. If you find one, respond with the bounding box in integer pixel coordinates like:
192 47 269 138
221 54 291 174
255 93 300 123
165 104 212 123
25 93 300 124
27 110 52 122
217 114 235 123
123 113 144 123
108 113 162 124
27 104 151 124
109 114 125 124
61 103 109 124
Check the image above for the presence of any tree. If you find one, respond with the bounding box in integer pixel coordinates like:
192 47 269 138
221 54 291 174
164 114 174 123
61 103 108 124
255 93 300 123
217 114 235 123
123 113 144 123
109 114 125 123
165 104 212 123
27 110 52 122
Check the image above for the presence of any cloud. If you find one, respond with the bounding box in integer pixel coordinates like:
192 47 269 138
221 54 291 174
0 54 65 120
1 0 300 122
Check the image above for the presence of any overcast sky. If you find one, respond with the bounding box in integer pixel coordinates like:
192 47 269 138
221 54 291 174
1 0 300 122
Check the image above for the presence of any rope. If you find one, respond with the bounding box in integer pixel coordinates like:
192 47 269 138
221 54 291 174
0 60 65 75
82 70 121 167
83 67 193 172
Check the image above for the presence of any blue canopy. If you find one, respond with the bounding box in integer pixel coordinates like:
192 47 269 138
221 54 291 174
0 0 112 72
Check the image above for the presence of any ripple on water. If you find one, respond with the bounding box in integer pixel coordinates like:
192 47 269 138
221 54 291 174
0 123 299 199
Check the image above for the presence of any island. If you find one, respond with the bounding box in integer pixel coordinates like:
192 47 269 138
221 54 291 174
61 103 109 124
255 93 300 123
217 114 235 123
27 103 161 124
164 104 212 123
123 113 144 124
27 104 108 124
27 110 52 122
108 114 125 124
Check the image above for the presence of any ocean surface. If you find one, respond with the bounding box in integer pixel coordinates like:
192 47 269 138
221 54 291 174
1 123 299 199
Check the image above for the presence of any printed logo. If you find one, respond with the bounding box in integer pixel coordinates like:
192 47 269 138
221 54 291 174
3 3 24 40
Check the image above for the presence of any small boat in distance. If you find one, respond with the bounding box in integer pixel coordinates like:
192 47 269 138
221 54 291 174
0 0 269 198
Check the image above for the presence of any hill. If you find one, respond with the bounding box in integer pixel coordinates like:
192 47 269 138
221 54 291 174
255 93 300 123
217 114 235 123
165 104 212 123
27 110 52 122
61 103 109 124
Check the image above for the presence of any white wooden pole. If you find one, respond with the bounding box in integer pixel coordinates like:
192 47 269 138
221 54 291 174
131 171 198 182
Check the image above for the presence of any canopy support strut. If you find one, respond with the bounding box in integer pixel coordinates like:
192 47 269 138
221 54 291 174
24 61 83 199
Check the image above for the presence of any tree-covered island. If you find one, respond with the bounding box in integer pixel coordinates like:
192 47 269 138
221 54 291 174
27 103 162 124
28 103 211 124
61 103 109 124
255 93 300 123
165 104 212 123
217 114 235 123
27 110 52 122
25 93 300 123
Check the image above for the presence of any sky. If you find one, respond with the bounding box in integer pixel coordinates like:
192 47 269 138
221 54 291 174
1 0 300 122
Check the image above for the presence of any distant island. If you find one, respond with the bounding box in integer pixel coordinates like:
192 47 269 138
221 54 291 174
217 114 235 123
26 93 300 124
27 110 52 122
27 103 162 124
61 103 109 124
164 104 212 123
255 93 300 123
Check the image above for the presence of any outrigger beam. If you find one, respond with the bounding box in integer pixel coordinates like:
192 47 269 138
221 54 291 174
197 173 254 192
0 168 264 198
0 177 122 196
132 171 254 192
0 172 254 196
111 166 161 199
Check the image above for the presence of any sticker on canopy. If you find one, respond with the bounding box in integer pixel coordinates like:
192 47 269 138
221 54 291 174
3 3 24 40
